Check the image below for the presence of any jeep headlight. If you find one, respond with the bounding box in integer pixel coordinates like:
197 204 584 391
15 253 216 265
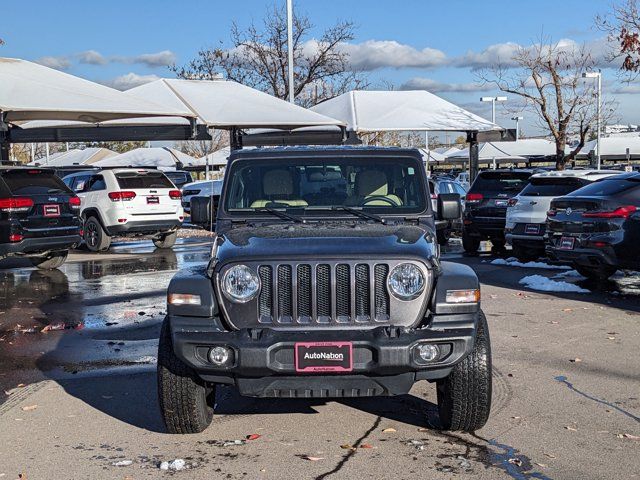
222 265 260 303
388 263 425 300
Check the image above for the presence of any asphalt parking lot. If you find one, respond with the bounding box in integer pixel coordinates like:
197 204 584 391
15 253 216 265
0 236 638 479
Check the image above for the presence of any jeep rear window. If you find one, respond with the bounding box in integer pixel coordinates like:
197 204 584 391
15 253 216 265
470 172 531 193
519 177 586 197
115 172 174 189
224 156 427 215
1 170 70 195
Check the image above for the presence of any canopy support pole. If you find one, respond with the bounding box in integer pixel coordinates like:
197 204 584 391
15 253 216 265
230 128 243 150
467 131 479 183
0 112 10 164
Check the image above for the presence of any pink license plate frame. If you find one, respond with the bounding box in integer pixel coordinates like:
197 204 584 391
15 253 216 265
294 341 353 373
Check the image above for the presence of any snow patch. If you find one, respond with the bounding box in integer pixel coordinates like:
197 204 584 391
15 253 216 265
491 257 570 270
519 275 590 293
134 355 157 364
551 270 587 280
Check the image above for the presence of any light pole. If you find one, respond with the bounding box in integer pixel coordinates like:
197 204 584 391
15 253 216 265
511 116 523 140
286 0 295 103
480 96 507 123
582 71 602 170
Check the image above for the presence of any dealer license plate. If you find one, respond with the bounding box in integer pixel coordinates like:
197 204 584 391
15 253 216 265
43 204 60 217
295 341 353 373
558 236 575 250
146 196 159 204
525 224 540 235
495 200 509 207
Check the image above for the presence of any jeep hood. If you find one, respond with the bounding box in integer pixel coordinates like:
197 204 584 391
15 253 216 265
215 223 437 265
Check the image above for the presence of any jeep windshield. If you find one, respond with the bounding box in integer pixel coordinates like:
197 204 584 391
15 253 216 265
223 156 428 217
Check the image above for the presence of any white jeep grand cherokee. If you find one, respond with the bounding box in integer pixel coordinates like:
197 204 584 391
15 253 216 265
62 168 184 252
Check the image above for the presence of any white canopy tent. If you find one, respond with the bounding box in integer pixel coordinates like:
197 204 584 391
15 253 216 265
30 147 117 166
199 147 231 168
92 147 201 170
446 138 565 164
577 136 640 161
310 90 501 133
0 58 193 124
419 148 446 163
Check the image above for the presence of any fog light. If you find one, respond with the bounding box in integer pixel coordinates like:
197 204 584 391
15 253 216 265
446 289 480 303
208 346 231 366
417 344 440 362
167 293 201 305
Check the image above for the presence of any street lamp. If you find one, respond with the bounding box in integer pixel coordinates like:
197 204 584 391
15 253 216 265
582 71 602 170
286 0 295 103
480 96 507 123
511 116 523 140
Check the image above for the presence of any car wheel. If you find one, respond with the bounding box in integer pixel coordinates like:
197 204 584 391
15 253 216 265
437 310 492 432
153 231 178 249
84 217 111 252
511 245 539 263
436 228 450 246
29 251 68 270
157 317 215 434
462 230 480 254
575 265 617 282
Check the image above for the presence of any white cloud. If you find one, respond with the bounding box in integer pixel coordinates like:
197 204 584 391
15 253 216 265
399 77 492 93
35 55 71 70
77 50 107 65
121 50 177 67
103 72 160 90
339 40 447 71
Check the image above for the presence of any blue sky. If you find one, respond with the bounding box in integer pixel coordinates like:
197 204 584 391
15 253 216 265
2 0 636 135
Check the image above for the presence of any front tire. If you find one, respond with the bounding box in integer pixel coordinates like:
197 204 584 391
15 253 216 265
436 228 450 246
437 310 492 432
29 251 68 270
84 217 111 252
153 231 178 249
157 317 214 434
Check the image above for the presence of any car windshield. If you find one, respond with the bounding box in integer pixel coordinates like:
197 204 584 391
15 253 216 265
1 169 70 195
115 171 174 189
223 156 427 216
568 176 640 197
519 177 586 197
470 171 531 193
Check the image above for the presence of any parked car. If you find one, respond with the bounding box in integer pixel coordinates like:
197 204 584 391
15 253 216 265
462 169 534 253
62 168 184 252
455 172 470 191
546 172 640 280
164 170 194 189
505 170 620 261
157 146 491 435
428 176 467 245
0 167 82 269
181 179 223 214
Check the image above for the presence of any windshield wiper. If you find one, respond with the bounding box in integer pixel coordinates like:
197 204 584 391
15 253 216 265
255 207 306 223
331 206 386 224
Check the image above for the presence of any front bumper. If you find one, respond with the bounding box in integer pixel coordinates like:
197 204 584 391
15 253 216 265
546 244 618 268
169 313 478 397
106 219 182 236
0 234 82 257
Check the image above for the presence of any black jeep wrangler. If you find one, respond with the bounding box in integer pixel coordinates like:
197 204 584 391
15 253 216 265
158 147 492 434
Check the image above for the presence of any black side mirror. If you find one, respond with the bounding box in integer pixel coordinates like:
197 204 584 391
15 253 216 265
437 193 462 220
190 196 218 229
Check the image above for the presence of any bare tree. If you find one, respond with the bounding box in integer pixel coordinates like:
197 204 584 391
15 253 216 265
596 0 640 77
174 129 228 158
171 2 367 107
478 39 614 169
70 141 148 154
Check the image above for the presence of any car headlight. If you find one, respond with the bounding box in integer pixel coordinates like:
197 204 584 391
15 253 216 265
387 263 425 300
222 265 260 303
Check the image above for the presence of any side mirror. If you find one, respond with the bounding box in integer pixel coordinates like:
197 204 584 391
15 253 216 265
190 196 218 230
437 193 462 220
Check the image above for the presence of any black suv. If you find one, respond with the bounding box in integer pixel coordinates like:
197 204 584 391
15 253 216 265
0 167 82 269
546 172 640 280
462 169 534 253
157 146 492 434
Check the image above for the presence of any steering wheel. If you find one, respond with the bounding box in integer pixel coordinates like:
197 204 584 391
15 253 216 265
360 196 400 207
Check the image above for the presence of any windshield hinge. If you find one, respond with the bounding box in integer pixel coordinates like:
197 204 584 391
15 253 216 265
403 216 421 224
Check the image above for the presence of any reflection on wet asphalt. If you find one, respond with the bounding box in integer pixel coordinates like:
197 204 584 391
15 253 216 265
0 237 213 393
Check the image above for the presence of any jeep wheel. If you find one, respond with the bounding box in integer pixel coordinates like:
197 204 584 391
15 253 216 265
157 317 214 434
436 228 450 246
153 231 178 249
462 231 480 254
30 251 68 270
575 265 617 282
437 310 492 432
84 217 111 252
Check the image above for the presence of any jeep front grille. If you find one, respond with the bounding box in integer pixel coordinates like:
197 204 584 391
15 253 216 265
256 262 390 326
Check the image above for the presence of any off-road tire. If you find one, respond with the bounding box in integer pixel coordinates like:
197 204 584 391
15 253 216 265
84 217 111 252
29 251 68 270
437 310 492 432
157 317 214 434
462 230 480 254
437 228 450 246
575 265 617 282
153 231 178 249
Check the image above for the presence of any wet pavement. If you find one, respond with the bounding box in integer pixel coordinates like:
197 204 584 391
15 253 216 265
0 235 638 479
